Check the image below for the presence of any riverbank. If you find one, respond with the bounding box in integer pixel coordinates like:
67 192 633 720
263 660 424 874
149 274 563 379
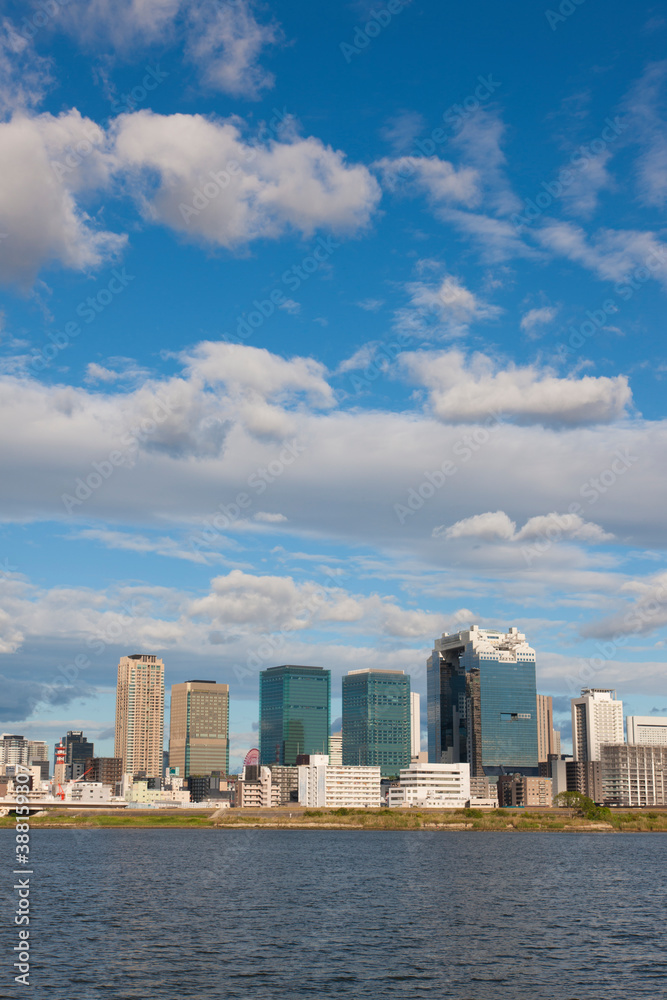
2 806 667 831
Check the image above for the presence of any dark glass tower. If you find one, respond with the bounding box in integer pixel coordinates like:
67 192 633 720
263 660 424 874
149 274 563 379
59 731 94 781
342 669 411 777
427 626 538 776
259 665 331 766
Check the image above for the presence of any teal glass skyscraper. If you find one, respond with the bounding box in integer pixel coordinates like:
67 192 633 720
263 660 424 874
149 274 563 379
259 665 331 766
342 669 411 777
427 625 539 775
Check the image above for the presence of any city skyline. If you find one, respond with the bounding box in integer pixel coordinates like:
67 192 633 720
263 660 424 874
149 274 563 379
1 0 667 774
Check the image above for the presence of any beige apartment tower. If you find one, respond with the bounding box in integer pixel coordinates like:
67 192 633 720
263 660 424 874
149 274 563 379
114 654 165 780
169 680 229 778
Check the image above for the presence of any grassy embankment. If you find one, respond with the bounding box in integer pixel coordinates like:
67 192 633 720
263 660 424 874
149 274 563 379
2 806 667 831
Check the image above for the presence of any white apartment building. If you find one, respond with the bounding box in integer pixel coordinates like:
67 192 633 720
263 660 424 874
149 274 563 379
329 732 343 766
298 755 382 808
410 692 421 758
237 765 280 808
571 688 624 761
626 716 667 745
388 762 471 809
0 734 47 769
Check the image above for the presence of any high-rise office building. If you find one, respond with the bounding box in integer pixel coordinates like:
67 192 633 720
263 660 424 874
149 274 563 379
427 625 539 776
342 669 411 777
259 665 330 766
114 654 165 780
58 731 94 780
169 680 229 778
571 688 623 761
1 735 48 770
410 692 421 757
626 716 667 745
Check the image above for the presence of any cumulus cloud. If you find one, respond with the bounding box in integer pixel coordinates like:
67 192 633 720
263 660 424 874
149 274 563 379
113 110 381 246
0 104 380 285
0 109 124 287
401 348 632 426
406 274 501 328
438 510 613 545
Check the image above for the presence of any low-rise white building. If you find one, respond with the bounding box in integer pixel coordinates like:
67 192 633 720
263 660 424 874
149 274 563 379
298 755 382 808
237 765 280 808
64 781 112 804
388 762 470 809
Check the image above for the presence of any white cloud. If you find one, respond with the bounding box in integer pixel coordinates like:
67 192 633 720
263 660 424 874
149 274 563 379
438 208 539 263
438 510 612 545
0 104 380 285
379 111 427 153
113 110 381 246
406 274 501 327
449 110 521 216
0 18 52 115
60 0 182 50
60 0 279 100
279 298 300 315
185 0 280 99
254 512 287 523
0 109 124 286
622 61 667 208
440 510 516 542
401 348 631 426
535 221 667 287
560 150 615 218
520 305 559 335
374 155 479 206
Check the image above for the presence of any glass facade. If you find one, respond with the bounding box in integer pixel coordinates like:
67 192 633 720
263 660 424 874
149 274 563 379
427 628 539 775
259 665 331 766
342 670 411 777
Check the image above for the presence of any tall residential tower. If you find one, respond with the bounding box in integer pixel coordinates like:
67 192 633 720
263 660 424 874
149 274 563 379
114 654 165 780
571 688 623 761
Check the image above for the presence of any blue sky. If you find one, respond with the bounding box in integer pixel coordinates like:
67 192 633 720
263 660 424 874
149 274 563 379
2 0 667 768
